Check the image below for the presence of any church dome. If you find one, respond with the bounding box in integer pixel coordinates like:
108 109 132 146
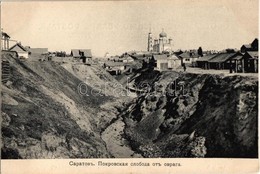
159 31 167 37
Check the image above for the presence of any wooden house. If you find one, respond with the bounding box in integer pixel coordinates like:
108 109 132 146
230 51 258 73
179 51 199 66
240 38 258 53
196 54 218 69
230 55 244 73
122 56 134 63
104 61 126 71
167 55 182 69
207 53 241 70
8 43 29 59
240 44 252 53
71 49 92 63
153 54 181 71
242 51 258 73
153 54 168 71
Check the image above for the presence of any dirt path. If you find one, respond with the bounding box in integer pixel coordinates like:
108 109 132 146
101 117 142 158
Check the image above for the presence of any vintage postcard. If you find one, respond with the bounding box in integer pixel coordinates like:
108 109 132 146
1 0 259 173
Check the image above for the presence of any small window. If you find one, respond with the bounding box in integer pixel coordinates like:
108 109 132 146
185 58 190 61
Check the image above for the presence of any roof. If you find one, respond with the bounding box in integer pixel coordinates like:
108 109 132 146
126 56 134 60
168 55 180 60
29 48 48 54
2 32 10 38
71 49 92 57
252 38 258 42
71 49 80 57
179 52 199 58
246 51 258 59
196 54 218 62
208 53 237 63
8 43 28 52
130 54 144 59
241 44 252 49
81 49 92 57
153 54 168 60
174 50 183 55
232 55 243 60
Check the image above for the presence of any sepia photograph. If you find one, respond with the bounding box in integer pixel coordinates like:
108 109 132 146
1 0 259 173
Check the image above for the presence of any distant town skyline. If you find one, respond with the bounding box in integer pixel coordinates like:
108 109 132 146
2 0 258 57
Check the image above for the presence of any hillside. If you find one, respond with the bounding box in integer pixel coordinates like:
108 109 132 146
1 52 127 159
1 52 258 158
124 70 258 158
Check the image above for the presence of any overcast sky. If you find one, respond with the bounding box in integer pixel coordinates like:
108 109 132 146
2 0 258 57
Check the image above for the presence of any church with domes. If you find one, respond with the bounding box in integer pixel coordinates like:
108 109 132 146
147 29 172 53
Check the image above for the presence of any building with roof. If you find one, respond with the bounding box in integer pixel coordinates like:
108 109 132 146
230 51 258 73
179 51 200 66
251 38 258 50
167 54 182 69
71 49 92 63
242 51 258 73
196 54 218 69
147 29 172 53
153 54 168 70
103 61 127 75
153 54 181 71
240 38 258 53
240 44 251 53
104 61 126 71
122 56 134 63
8 42 29 59
207 52 241 69
230 55 244 73
1 31 11 50
174 49 184 56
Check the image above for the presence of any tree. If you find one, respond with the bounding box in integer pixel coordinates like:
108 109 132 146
198 47 203 57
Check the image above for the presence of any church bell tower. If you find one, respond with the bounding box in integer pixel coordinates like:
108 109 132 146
147 28 153 52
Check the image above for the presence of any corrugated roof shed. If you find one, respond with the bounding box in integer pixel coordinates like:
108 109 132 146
197 54 218 62
208 53 237 63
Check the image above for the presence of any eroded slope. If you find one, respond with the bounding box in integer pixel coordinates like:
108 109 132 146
124 71 258 158
1 53 123 158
